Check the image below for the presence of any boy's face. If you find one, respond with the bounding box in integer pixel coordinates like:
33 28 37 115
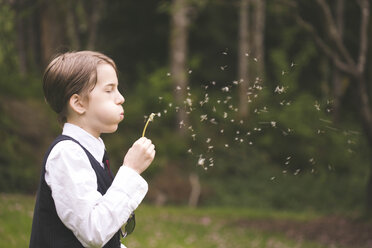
82 63 125 137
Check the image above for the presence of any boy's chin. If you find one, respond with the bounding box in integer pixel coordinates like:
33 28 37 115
103 124 119 134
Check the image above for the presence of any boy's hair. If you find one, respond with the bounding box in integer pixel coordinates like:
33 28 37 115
43 51 117 123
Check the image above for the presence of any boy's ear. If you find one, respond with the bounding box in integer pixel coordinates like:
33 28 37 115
69 94 87 115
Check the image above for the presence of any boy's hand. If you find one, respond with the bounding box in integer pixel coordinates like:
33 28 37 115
123 137 155 174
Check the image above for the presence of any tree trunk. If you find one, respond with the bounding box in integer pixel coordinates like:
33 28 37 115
87 0 104 50
170 0 190 133
356 76 372 215
252 0 265 78
14 0 27 75
238 0 250 119
39 1 66 66
188 173 201 207
331 0 345 122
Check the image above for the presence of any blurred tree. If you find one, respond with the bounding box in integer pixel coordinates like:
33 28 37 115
170 0 191 134
286 0 372 215
237 0 266 119
238 0 250 119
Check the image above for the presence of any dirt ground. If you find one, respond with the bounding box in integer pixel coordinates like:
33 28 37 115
237 216 372 248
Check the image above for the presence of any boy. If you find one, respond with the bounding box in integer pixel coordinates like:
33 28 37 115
29 51 155 248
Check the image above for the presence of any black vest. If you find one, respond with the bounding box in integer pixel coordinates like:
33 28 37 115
29 135 121 248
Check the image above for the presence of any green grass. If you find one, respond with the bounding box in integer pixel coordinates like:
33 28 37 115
0 194 336 248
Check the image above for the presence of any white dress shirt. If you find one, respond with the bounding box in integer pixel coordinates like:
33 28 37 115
45 123 148 248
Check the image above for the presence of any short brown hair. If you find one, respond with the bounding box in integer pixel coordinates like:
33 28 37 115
43 51 117 123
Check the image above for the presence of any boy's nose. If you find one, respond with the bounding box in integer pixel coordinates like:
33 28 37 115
117 92 125 104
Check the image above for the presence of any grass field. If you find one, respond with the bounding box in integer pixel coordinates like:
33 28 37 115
1 193 370 248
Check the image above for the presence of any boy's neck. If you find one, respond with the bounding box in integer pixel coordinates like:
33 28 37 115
65 120 101 139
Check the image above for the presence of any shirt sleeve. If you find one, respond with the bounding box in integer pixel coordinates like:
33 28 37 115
45 140 148 247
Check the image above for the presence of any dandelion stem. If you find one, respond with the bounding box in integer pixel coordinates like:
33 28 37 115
142 113 156 137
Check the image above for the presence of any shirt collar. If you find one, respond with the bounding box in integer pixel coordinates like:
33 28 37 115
62 123 106 164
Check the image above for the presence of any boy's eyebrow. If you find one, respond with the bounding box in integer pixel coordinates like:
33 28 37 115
104 82 118 87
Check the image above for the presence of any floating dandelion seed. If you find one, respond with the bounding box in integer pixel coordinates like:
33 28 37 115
176 86 182 91
220 65 228 70
191 134 196 140
314 101 321 111
185 98 192 106
220 129 224 133
274 86 286 94
270 177 276 181
254 58 258 62
188 70 192 74
294 169 301 176
206 138 211 143
187 148 193 154
270 121 277 127
200 115 208 122
167 72 171 76
223 112 228 118
179 120 185 128
224 144 229 148
207 146 214 152
142 113 156 137
245 52 249 56
210 118 217 125
198 155 205 166
222 86 229 92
